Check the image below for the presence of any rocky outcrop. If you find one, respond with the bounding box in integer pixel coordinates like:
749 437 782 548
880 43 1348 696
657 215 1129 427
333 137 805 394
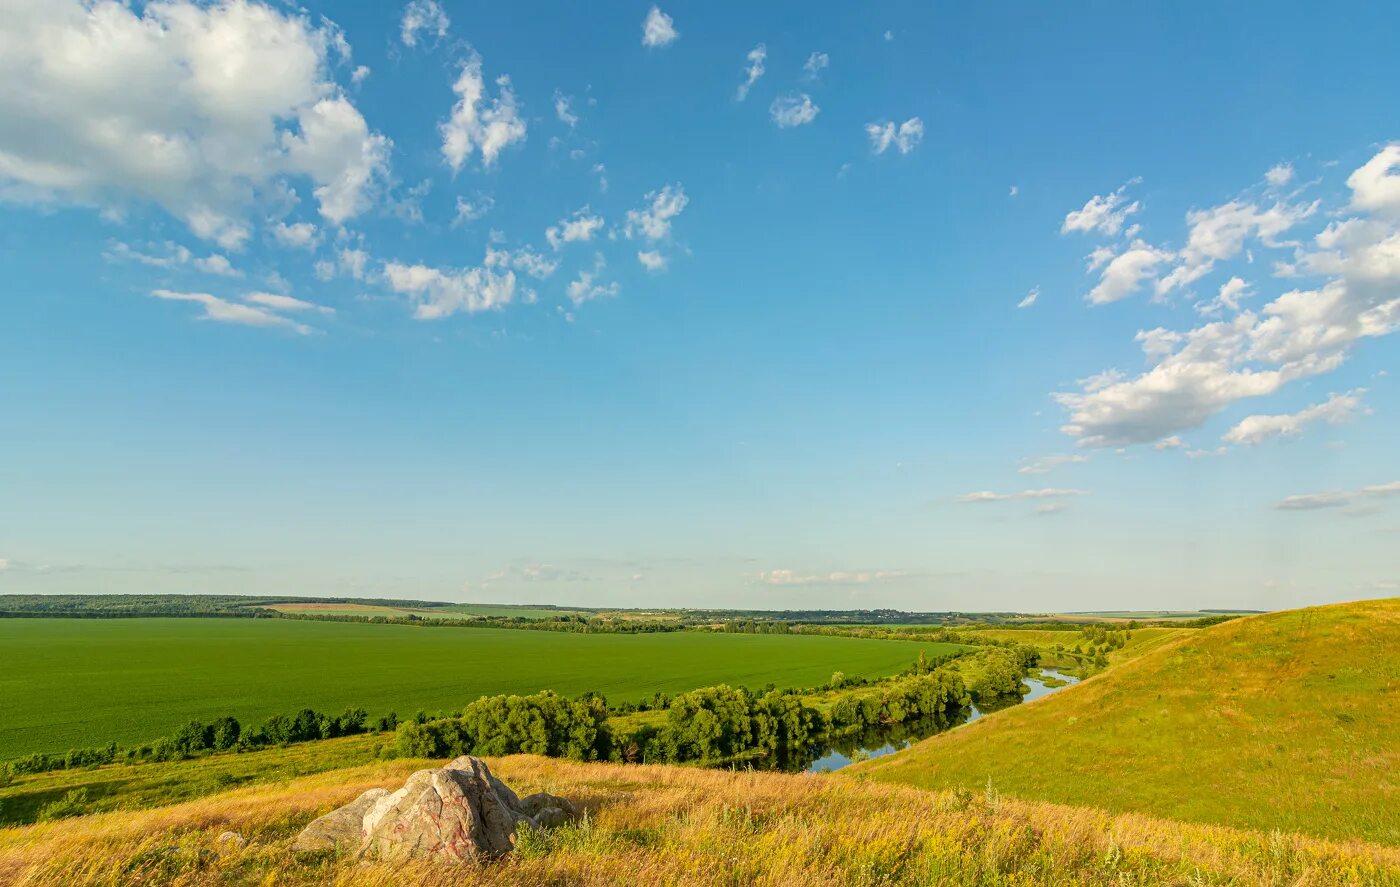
292 756 578 863
291 787 391 852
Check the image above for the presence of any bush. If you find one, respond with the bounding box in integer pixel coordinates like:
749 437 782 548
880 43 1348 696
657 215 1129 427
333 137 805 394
36 788 89 822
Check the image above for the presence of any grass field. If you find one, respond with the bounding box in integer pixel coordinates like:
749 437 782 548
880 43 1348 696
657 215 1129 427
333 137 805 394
857 598 1400 845
0 619 965 760
2 754 1396 886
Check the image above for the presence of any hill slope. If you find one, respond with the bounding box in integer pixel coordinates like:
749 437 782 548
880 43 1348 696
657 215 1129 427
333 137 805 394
854 598 1400 844
2 756 1397 886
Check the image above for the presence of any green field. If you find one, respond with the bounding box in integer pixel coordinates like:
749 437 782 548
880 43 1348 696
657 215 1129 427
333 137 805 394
856 599 1400 845
0 619 965 760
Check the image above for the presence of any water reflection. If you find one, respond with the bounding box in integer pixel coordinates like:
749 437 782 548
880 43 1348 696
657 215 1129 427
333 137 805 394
801 669 1079 773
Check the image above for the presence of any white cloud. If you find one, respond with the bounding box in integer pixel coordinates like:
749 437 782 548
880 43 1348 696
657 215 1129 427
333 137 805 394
737 44 766 101
554 91 578 128
770 94 820 128
440 55 527 171
1061 181 1142 236
400 0 448 47
1017 286 1039 309
0 0 390 243
1154 436 1185 450
1055 149 1400 449
625 185 688 242
452 194 494 226
105 240 241 278
866 118 923 155
1155 199 1316 296
1223 390 1368 445
502 246 557 280
1009 185 1019 197
546 208 605 250
637 250 667 272
1195 276 1252 316
1086 241 1174 304
1265 163 1295 188
566 254 618 306
760 569 906 587
642 6 678 48
271 221 319 250
1346 144 1400 217
1276 481 1400 511
803 51 830 79
149 289 314 334
351 65 371 85
1017 454 1088 475
381 256 522 319
957 488 1087 503
244 291 333 315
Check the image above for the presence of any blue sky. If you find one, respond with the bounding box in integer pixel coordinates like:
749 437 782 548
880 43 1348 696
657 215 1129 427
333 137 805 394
1 0 1397 611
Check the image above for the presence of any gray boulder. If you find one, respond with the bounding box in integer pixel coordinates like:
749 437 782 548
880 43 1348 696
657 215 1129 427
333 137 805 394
291 787 391 853
292 756 578 863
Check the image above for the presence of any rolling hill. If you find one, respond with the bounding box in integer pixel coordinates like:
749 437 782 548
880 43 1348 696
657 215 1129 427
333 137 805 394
854 598 1400 844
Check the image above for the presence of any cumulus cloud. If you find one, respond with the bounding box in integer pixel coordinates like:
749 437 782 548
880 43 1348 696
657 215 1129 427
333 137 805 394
956 488 1087 503
770 94 820 128
149 288 324 334
1346 144 1400 217
566 254 618 306
105 240 241 277
452 194 494 227
803 51 830 79
642 6 677 48
760 569 906 587
1085 241 1174 304
1223 390 1367 445
440 55 526 171
1017 286 1040 309
1054 148 1400 449
737 44 766 101
271 221 318 250
1017 454 1088 475
0 0 390 243
554 91 579 128
400 0 449 47
866 118 923 155
1266 162 1295 188
624 184 688 242
1195 276 1252 317
546 208 604 250
381 254 522 319
1062 181 1142 236
637 250 667 272
1276 481 1400 511
244 291 333 315
1155 198 1316 296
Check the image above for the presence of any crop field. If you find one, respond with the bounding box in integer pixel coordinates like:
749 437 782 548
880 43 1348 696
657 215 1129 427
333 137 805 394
261 602 589 619
0 619 965 760
859 600 1400 845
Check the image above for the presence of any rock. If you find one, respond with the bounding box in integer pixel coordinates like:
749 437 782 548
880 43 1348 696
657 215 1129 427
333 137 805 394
291 787 391 853
292 756 577 864
215 830 246 851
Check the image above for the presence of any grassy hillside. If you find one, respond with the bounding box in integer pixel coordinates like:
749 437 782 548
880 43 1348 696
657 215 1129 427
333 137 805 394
856 598 1400 844
2 755 1396 886
0 619 964 759
962 626 1189 674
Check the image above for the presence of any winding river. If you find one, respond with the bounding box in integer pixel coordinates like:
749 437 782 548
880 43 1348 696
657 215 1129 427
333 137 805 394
802 669 1080 773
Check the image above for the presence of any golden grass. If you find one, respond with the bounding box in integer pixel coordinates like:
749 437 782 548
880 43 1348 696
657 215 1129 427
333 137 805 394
2 755 1398 886
859 599 1400 845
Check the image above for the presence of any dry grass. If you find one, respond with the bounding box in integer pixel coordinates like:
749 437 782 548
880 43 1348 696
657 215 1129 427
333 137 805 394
2 755 1398 886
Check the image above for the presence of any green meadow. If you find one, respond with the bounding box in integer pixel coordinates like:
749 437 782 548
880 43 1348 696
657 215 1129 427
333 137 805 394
0 618 965 760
